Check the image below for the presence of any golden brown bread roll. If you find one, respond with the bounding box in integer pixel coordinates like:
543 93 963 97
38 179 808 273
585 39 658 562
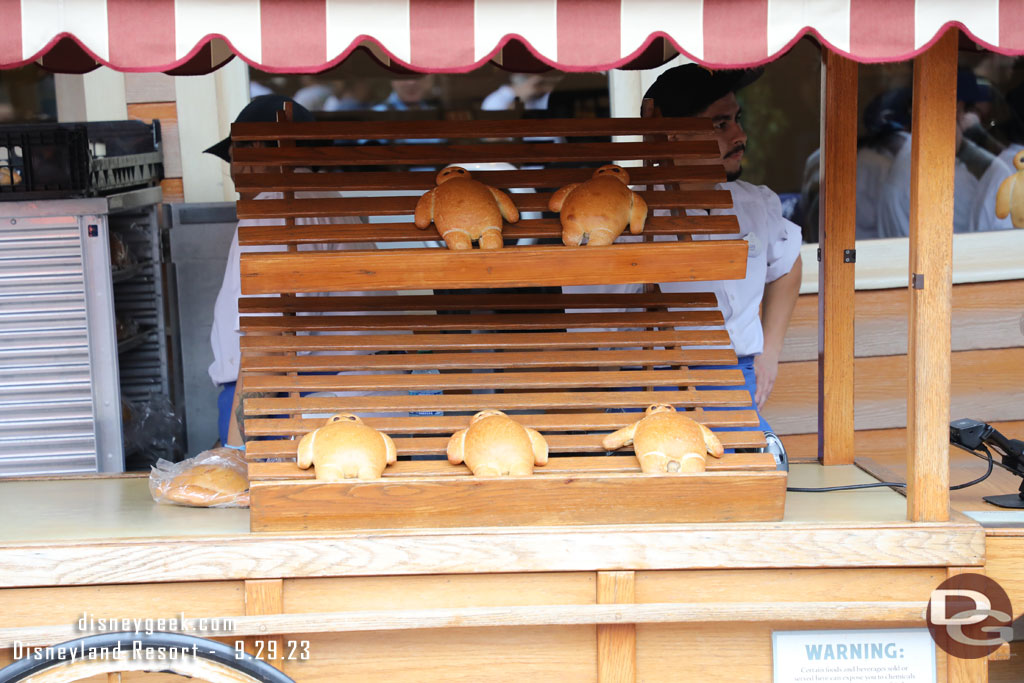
159 463 249 507
414 166 520 250
549 164 648 246
602 404 723 474
995 149 1024 229
296 413 396 481
446 410 548 476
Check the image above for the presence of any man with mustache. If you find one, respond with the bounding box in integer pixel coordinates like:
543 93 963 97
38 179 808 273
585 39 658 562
641 64 803 442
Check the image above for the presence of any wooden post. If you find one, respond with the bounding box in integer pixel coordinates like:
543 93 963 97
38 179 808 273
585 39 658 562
906 29 956 522
244 578 285 671
817 50 858 465
596 571 636 683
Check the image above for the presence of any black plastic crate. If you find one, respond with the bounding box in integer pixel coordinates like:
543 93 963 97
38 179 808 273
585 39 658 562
0 120 163 201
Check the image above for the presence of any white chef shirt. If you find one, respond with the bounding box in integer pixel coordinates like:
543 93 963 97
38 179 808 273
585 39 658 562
876 135 1014 237
207 189 376 386
564 180 802 358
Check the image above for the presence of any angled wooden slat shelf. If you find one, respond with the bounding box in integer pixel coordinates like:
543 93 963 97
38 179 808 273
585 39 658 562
245 430 767 460
231 116 717 141
232 165 726 193
243 389 754 416
240 329 733 352
241 348 738 373
236 215 741 245
243 408 762 437
242 367 744 393
234 114 780 532
238 291 720 313
239 310 724 333
249 450 775 480
236 189 733 219
240 241 748 294
231 140 721 169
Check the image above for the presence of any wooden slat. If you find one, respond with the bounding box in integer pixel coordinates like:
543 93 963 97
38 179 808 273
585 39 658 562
231 140 721 169
235 189 732 219
597 571 636 683
818 49 858 466
239 310 724 333
239 241 749 293
946 567 990 683
243 579 284 671
243 389 754 415
245 431 765 459
244 408 763 436
233 165 726 193
248 452 776 478
241 349 738 373
236 215 741 245
241 329 733 352
908 30 958 522
241 367 744 393
231 117 717 141
249 470 787 531
238 291 720 313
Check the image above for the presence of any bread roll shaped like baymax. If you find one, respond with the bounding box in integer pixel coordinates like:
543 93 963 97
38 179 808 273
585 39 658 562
447 410 549 476
602 404 724 474
296 413 397 481
549 164 648 246
414 166 520 250
995 149 1024 229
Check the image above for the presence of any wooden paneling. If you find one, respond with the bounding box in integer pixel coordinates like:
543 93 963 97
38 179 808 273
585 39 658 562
0 581 244 628
239 241 749 294
597 571 636 683
285 573 595 613
249 470 787 532
986 535 1024 611
281 626 597 682
127 101 181 178
763 348 1024 435
780 281 1024 362
818 50 858 465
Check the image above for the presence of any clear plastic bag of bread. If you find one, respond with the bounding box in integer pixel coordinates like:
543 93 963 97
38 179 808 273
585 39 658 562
149 447 250 508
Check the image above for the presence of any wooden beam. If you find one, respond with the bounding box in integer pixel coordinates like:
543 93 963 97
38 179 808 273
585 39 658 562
244 579 285 672
945 567 989 682
818 50 858 465
906 29 957 522
597 572 636 683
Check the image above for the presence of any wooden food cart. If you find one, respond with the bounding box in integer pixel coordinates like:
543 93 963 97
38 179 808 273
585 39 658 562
0 7 1021 682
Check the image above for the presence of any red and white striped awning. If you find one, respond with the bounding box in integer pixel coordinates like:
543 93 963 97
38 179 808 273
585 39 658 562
5 0 1024 75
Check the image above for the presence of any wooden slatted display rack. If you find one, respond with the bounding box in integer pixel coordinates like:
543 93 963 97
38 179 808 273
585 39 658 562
232 114 784 532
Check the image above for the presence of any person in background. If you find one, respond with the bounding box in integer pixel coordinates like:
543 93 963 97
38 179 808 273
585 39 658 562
797 87 912 241
566 65 802 446
642 65 803 426
374 75 440 112
203 95 380 448
877 67 1014 237
481 73 563 112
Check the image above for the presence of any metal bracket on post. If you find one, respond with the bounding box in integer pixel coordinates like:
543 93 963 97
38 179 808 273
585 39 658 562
843 249 856 263
911 273 925 290
816 247 821 262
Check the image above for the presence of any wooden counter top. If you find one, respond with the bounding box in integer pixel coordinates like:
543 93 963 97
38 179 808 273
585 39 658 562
0 465 985 589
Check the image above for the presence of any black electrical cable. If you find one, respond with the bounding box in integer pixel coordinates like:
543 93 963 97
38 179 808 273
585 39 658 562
787 443 996 493
949 442 995 490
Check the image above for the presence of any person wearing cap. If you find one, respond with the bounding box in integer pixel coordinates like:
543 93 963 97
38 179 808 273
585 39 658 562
567 65 801 439
641 65 803 429
205 95 380 448
877 67 1015 237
